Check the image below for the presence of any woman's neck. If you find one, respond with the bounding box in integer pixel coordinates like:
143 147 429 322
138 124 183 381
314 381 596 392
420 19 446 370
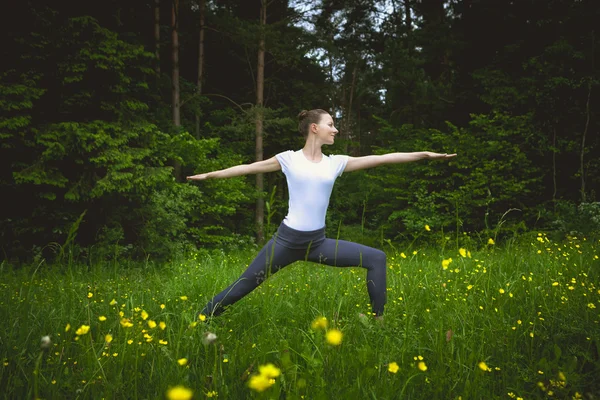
302 140 323 162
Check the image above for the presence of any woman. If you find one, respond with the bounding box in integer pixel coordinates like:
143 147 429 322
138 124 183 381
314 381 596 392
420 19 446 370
187 109 456 319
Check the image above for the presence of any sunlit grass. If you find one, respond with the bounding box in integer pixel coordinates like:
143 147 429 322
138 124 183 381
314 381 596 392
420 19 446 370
0 232 599 399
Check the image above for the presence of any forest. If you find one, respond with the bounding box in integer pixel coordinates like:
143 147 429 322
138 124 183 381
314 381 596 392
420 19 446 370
2 0 599 263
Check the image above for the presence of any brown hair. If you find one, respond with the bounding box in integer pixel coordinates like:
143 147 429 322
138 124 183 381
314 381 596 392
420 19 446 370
297 109 329 138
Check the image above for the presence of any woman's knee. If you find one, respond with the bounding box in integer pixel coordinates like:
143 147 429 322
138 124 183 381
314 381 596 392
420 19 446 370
366 248 386 270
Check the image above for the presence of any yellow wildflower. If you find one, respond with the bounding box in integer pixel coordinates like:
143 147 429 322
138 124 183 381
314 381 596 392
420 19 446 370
400 252 407 258
459 248 467 257
418 361 427 371
442 258 452 270
311 316 328 330
105 334 113 344
177 358 188 366
159 321 166 330
499 288 505 294
87 292 93 298
198 314 207 322
120 318 133 328
75 325 90 336
65 323 71 332
388 362 399 373
425 225 431 231
259 363 281 378
478 361 491 372
148 320 157 328
248 374 273 392
141 310 149 320
325 329 343 346
166 385 193 400
159 339 168 345
98 316 107 322
180 296 188 301
109 299 117 306
488 238 495 245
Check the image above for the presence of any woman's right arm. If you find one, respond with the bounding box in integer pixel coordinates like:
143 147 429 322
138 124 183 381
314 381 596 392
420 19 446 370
186 156 281 181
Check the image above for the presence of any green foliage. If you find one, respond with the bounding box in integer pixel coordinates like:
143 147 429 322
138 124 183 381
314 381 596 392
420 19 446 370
336 113 543 240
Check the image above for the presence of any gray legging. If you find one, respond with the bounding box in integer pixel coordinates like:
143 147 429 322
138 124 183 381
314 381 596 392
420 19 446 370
201 222 387 317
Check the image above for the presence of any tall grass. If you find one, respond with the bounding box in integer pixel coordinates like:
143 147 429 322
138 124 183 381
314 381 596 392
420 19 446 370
0 232 599 399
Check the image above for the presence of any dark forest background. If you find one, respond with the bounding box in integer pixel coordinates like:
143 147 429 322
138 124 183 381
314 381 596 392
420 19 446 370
2 0 599 263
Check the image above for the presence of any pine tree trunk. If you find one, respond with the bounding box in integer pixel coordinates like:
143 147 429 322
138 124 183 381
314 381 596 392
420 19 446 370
171 0 180 127
154 0 160 76
255 0 266 243
195 0 205 139
171 0 181 180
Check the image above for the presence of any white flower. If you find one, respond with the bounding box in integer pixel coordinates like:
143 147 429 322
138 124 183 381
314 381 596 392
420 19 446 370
41 335 52 349
202 332 217 345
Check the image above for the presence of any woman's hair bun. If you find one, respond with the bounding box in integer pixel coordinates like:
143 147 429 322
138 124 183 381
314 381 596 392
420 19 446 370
297 110 309 121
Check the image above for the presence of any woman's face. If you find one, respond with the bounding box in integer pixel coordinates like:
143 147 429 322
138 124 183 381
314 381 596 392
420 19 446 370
312 114 338 145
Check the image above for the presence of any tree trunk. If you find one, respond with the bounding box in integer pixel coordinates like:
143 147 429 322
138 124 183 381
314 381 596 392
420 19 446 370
154 0 160 76
171 0 180 127
195 0 206 139
344 61 359 153
171 0 181 180
255 0 266 243
580 79 591 203
404 0 412 31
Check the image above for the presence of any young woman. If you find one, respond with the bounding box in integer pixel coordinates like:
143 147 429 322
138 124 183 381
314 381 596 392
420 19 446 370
187 109 456 319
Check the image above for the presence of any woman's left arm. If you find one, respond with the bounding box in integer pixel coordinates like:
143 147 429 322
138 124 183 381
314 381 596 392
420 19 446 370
344 152 456 173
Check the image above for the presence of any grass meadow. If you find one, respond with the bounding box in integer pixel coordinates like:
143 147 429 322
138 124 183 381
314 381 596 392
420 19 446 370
1 231 599 399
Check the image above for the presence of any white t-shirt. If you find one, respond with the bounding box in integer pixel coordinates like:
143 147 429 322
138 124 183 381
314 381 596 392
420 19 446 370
275 150 349 231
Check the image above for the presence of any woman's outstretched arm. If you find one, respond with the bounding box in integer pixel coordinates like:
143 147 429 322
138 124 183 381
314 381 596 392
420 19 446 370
186 156 281 181
344 152 456 173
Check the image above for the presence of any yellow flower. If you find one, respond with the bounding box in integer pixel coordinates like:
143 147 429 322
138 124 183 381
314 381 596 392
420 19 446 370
159 339 168 345
206 391 218 398
127 339 133 345
160 304 166 310
499 288 505 294
478 361 491 372
400 252 407 259
459 248 467 257
180 296 188 301
159 321 166 330
442 258 452 270
258 363 281 378
248 374 273 392
488 238 495 245
177 358 188 366
87 292 93 298
552 282 559 286
65 323 71 332
166 385 193 400
588 303 596 309
141 310 149 320
148 320 157 328
467 285 473 290
325 329 343 346
98 316 107 322
105 334 113 344
418 361 427 371
198 314 206 322
388 362 399 373
109 299 117 306
120 318 133 328
311 316 328 330
425 225 431 231
75 325 90 336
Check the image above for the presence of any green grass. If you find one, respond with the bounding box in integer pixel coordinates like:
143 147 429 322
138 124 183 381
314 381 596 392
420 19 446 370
1 233 599 399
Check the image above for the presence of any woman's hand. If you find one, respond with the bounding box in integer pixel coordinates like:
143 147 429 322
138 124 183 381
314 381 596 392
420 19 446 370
425 152 457 159
186 173 210 181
